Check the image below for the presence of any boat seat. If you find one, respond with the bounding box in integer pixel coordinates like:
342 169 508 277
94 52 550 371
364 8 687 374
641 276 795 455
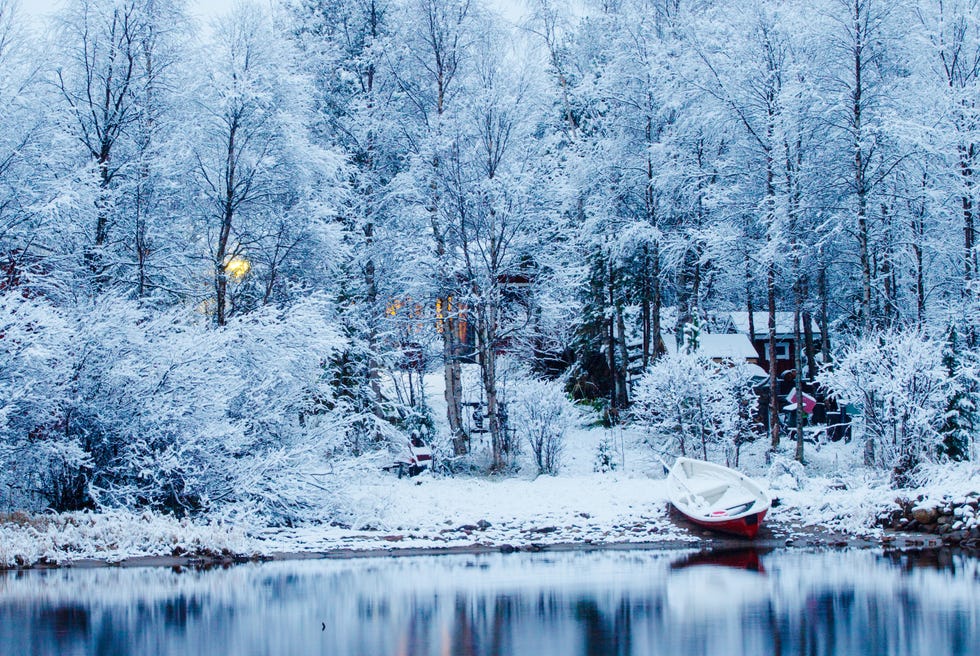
709 486 757 512
690 482 731 502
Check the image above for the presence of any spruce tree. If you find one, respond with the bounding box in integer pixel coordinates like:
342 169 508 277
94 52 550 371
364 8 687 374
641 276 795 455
939 324 975 462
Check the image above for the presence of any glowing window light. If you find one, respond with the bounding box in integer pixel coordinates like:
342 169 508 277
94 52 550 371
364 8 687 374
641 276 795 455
224 256 251 280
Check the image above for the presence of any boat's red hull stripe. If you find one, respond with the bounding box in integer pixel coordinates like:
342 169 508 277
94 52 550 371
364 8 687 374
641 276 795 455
680 508 768 540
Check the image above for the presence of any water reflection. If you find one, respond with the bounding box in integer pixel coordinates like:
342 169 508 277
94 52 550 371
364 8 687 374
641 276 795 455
0 549 978 656
670 547 765 572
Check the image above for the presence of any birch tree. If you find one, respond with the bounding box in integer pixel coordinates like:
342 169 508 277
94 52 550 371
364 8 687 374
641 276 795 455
914 0 980 336
821 0 907 327
194 2 322 325
56 0 147 283
445 27 548 470
393 0 474 451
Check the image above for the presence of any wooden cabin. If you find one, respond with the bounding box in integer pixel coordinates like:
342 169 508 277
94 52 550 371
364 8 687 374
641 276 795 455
724 312 821 378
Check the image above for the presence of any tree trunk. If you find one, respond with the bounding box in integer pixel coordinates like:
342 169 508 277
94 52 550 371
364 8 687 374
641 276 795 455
363 3 384 413
214 116 238 327
641 244 651 369
135 30 156 301
616 304 630 407
652 239 662 359
746 251 756 349
606 256 620 416
911 179 926 327
961 144 976 283
428 157 464 447
794 301 805 463
479 309 504 470
880 202 895 323
363 216 384 413
134 156 149 299
803 310 817 382
852 0 872 328
819 265 831 365
768 262 779 450
764 127 779 449
442 304 466 451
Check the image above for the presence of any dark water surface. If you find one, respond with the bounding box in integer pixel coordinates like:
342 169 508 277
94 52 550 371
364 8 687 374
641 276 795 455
1 548 978 656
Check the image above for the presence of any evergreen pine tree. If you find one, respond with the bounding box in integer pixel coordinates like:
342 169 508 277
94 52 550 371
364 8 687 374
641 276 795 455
939 324 975 462
569 249 612 401
682 309 702 354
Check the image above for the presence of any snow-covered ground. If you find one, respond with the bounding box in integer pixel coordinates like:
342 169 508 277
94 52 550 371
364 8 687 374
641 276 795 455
4 368 979 568
4 420 977 568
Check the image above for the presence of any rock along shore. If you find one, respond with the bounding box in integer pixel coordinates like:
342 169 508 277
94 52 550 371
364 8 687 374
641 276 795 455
877 492 980 548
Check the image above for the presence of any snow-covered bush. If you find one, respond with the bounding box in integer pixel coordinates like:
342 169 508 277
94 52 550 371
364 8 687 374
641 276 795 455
631 351 759 462
0 293 83 510
768 455 807 491
511 378 578 475
817 329 952 487
1 293 349 522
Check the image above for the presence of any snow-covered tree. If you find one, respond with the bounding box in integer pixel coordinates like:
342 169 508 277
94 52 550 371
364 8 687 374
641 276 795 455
0 293 80 510
390 0 477 451
818 329 953 486
511 376 577 475
0 1 48 269
631 351 760 463
193 1 336 325
54 0 159 285
1 292 349 519
939 324 978 461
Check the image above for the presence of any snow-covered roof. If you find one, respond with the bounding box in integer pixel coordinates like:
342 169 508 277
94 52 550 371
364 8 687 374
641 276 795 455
664 333 759 361
727 312 821 338
699 333 760 360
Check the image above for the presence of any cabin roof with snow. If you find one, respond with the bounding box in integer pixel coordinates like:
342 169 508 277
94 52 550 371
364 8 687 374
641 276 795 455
726 312 821 339
665 333 760 361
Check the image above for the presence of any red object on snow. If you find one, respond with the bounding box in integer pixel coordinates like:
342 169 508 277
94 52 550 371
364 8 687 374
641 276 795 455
787 387 817 414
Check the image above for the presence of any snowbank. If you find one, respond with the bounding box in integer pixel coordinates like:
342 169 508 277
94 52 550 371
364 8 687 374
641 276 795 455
0 511 251 568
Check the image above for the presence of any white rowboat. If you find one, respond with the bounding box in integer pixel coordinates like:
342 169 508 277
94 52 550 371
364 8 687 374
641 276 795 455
667 457 771 539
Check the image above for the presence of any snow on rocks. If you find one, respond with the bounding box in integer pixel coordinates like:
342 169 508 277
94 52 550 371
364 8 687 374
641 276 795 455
878 492 980 547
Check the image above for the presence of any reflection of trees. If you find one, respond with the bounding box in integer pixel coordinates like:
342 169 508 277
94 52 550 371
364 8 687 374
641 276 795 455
0 603 92 655
451 596 476 656
574 599 632 656
884 548 959 573
0 592 220 656
3 554 980 655
383 576 980 656
41 605 90 653
400 595 437 655
161 594 204 629
433 592 639 656
444 594 516 656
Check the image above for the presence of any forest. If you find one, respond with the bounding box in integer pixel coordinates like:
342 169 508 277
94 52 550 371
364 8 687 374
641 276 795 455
1 0 979 524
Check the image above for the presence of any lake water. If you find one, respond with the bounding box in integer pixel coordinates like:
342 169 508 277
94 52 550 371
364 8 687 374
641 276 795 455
1 548 978 656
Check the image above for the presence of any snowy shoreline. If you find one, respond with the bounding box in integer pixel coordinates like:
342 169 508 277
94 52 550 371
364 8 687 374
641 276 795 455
0 479 963 571
0 515 952 572
4 426 978 571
